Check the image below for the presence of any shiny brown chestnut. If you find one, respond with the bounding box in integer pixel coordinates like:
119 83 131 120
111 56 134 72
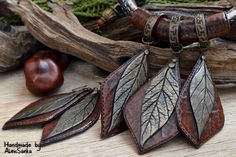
24 56 64 96
33 50 70 70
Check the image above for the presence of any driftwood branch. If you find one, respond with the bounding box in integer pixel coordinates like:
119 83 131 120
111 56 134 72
3 0 236 83
0 0 12 16
0 24 37 72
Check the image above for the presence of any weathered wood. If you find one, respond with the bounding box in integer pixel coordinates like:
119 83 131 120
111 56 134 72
3 0 236 83
227 0 236 7
0 0 13 16
0 24 38 72
144 0 232 11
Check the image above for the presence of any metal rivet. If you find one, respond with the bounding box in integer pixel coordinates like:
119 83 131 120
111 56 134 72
172 58 177 63
169 62 175 68
144 50 149 55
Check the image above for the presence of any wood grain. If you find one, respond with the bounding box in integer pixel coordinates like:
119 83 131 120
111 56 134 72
0 60 236 156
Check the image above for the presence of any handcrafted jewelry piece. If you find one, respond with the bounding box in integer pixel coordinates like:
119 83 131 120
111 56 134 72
100 49 149 138
3 87 101 146
123 59 180 154
118 0 231 45
41 90 100 146
3 87 93 130
2 0 232 154
176 55 224 147
176 14 224 147
123 15 181 154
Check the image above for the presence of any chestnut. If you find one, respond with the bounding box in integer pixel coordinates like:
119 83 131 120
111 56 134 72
33 50 70 70
24 57 64 96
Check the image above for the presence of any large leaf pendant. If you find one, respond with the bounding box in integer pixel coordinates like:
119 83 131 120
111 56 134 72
176 55 224 147
100 49 149 138
123 59 180 154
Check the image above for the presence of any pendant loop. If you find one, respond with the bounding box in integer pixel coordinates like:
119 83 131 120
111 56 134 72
169 16 183 53
142 14 164 45
195 14 209 48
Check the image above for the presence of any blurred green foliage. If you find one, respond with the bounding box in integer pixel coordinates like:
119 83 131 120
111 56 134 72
0 0 219 25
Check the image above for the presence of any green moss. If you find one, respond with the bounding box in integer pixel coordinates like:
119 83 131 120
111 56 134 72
145 0 218 4
0 15 22 25
0 0 219 25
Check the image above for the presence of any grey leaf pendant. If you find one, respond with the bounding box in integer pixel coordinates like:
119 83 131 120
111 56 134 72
176 55 224 147
123 58 180 154
140 59 180 145
3 87 93 129
189 56 215 139
100 49 149 138
41 90 100 146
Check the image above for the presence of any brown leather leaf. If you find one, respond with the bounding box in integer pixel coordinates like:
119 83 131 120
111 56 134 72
176 56 224 147
100 50 149 138
123 59 180 154
41 90 100 146
2 87 92 130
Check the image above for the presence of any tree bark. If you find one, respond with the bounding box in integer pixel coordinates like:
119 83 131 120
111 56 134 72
3 0 236 83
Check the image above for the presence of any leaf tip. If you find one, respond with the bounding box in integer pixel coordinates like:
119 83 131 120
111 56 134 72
2 124 8 130
2 121 13 130
40 139 49 147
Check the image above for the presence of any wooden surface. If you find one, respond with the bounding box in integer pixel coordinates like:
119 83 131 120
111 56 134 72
0 61 236 157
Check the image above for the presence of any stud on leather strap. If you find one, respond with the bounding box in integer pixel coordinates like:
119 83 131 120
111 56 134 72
142 14 163 44
169 16 183 52
195 14 209 48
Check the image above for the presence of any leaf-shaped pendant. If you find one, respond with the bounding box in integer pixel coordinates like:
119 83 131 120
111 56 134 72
123 59 180 154
176 56 224 147
41 90 100 146
100 50 149 138
2 87 93 130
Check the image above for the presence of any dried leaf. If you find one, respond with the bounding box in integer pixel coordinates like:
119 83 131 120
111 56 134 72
140 60 180 146
41 91 100 146
189 56 215 139
3 87 92 129
108 50 149 132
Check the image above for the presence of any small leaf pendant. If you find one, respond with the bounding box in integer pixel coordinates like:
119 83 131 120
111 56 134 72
176 55 224 147
3 87 92 129
100 49 149 138
123 59 180 154
41 90 100 146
